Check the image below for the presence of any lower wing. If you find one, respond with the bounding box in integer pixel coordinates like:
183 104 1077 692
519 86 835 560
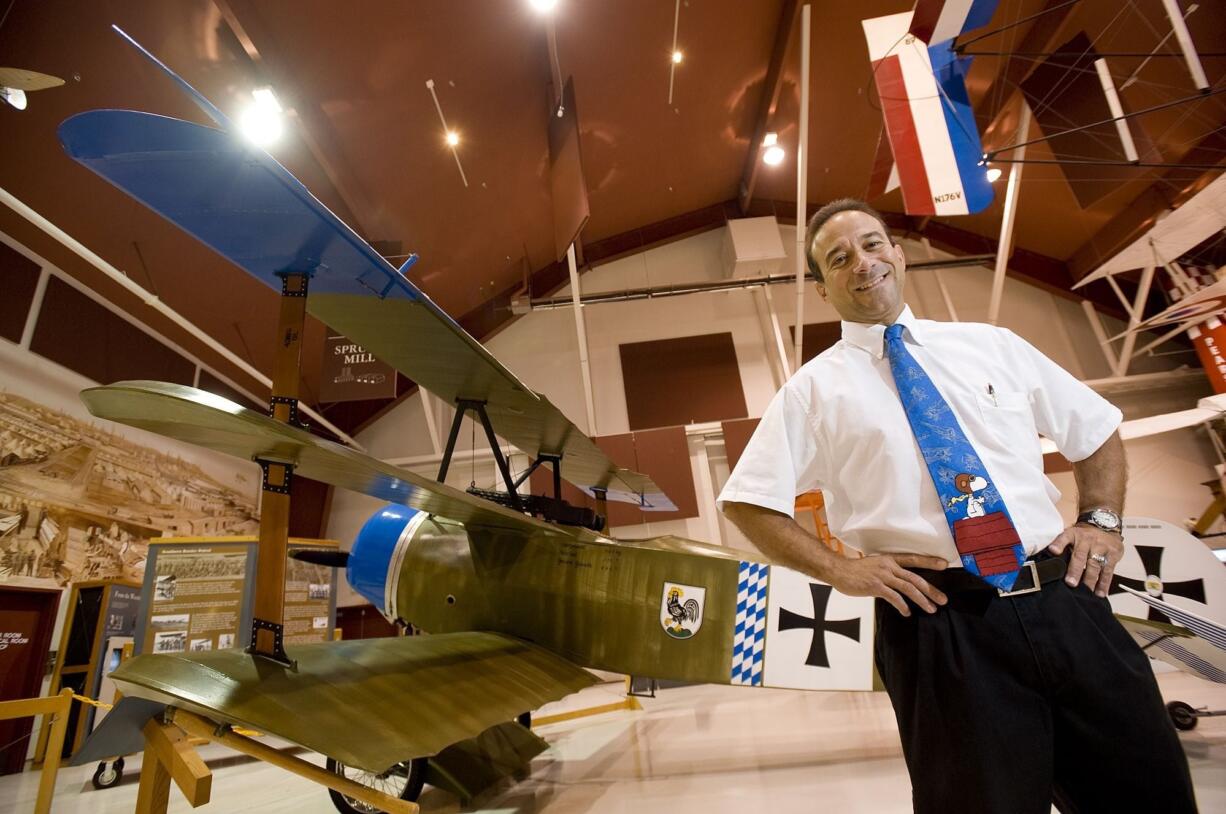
95 631 596 772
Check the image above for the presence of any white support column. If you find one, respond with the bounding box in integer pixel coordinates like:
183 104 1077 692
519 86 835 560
920 237 959 322
567 243 598 436
758 284 792 384
1081 299 1120 372
988 105 1030 326
692 437 723 547
792 3 811 372
420 388 442 456
1161 0 1209 91
19 266 50 350
1114 263 1156 376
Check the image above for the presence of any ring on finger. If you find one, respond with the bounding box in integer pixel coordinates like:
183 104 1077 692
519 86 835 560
1088 552 1108 566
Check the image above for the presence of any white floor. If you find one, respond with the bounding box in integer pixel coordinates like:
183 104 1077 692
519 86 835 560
2 672 1223 813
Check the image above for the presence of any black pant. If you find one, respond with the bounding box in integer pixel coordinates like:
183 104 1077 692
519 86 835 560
874 575 1197 813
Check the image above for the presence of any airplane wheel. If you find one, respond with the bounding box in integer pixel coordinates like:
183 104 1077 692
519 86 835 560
91 757 124 789
1167 701 1199 731
325 756 425 813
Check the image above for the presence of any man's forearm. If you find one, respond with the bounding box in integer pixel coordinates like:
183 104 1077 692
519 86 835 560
1071 431 1126 513
722 502 843 583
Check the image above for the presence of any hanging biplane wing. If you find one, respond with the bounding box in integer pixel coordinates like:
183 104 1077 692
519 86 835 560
1037 393 1226 455
1109 275 1226 336
57 28 672 512
861 6 996 215
1075 173 1226 288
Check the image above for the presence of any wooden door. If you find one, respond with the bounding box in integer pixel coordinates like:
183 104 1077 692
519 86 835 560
0 587 61 775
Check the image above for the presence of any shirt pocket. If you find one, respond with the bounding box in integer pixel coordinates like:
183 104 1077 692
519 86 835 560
976 391 1041 456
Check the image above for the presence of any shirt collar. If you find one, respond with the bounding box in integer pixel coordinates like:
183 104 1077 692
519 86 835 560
841 305 923 360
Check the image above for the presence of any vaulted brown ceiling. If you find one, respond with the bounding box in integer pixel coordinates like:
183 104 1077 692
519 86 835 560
1 0 1222 434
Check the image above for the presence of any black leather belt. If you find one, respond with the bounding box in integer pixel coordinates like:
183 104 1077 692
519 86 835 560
909 551 1068 598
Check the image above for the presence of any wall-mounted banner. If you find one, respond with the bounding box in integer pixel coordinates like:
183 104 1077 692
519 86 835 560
319 334 397 403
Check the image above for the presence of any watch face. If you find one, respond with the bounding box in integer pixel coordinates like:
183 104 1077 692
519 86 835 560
1090 509 1120 530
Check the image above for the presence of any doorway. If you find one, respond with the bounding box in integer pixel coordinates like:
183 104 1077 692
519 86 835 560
0 587 61 775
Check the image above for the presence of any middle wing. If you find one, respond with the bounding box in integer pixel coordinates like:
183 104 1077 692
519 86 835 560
58 108 672 511
81 380 593 538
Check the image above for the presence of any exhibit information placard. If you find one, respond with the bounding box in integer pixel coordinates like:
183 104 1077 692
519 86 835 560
142 542 250 654
136 537 338 655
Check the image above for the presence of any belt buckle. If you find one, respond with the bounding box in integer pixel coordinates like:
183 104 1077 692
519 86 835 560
997 560 1041 598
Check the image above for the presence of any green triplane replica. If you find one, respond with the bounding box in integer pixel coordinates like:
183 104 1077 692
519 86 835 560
68 28 875 808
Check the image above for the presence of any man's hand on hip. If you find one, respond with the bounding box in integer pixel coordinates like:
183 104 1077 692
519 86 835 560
1047 525 1124 598
827 554 949 617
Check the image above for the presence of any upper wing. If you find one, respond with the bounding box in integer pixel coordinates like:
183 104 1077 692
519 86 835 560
103 632 597 772
81 381 595 539
58 107 671 511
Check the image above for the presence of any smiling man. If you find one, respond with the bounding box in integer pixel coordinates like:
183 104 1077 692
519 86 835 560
718 199 1196 813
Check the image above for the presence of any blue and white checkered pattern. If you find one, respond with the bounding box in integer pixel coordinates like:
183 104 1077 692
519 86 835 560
730 561 770 686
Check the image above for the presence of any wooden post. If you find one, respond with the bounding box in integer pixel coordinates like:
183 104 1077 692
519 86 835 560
173 710 418 813
133 716 213 813
0 689 76 814
250 271 309 664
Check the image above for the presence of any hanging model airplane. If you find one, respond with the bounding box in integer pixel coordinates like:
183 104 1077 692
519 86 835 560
64 27 877 810
861 1 997 216
0 66 64 110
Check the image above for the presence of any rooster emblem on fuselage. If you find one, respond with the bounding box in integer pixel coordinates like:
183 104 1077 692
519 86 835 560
661 582 705 639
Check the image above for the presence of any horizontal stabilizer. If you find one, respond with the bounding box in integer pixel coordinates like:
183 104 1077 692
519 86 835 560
1116 614 1226 684
59 104 672 511
105 631 598 772
81 381 590 539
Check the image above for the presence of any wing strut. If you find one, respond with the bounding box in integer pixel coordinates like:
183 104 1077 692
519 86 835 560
249 270 312 668
438 399 524 512
436 402 607 532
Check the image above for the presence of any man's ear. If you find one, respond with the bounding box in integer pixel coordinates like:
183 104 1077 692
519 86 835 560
815 282 828 300
891 242 906 268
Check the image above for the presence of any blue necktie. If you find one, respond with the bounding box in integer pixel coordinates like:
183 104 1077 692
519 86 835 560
884 323 1025 591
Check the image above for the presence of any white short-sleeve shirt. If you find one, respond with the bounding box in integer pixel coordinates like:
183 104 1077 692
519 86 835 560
717 306 1122 562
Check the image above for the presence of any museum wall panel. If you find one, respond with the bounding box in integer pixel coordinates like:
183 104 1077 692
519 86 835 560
0 230 266 705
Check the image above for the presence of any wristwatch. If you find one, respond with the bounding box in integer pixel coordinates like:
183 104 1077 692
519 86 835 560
1076 508 1122 535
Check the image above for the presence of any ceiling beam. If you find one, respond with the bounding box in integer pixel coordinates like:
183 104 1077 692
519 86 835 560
1067 130 1226 280
213 0 395 242
738 0 801 215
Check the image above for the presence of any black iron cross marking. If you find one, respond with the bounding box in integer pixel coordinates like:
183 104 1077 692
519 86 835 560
777 583 861 668
1109 545 1206 625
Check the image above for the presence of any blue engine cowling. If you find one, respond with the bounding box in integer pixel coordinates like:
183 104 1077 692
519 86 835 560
347 504 421 618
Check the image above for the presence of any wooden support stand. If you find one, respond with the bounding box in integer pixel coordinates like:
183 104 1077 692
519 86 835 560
0 689 72 814
130 709 418 814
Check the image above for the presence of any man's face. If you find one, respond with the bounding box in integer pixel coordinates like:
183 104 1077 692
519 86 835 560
810 210 907 325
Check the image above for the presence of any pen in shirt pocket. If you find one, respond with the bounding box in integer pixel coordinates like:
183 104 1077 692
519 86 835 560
987 383 997 407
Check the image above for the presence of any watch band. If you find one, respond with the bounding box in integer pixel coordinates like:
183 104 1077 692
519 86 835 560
1077 509 1122 534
